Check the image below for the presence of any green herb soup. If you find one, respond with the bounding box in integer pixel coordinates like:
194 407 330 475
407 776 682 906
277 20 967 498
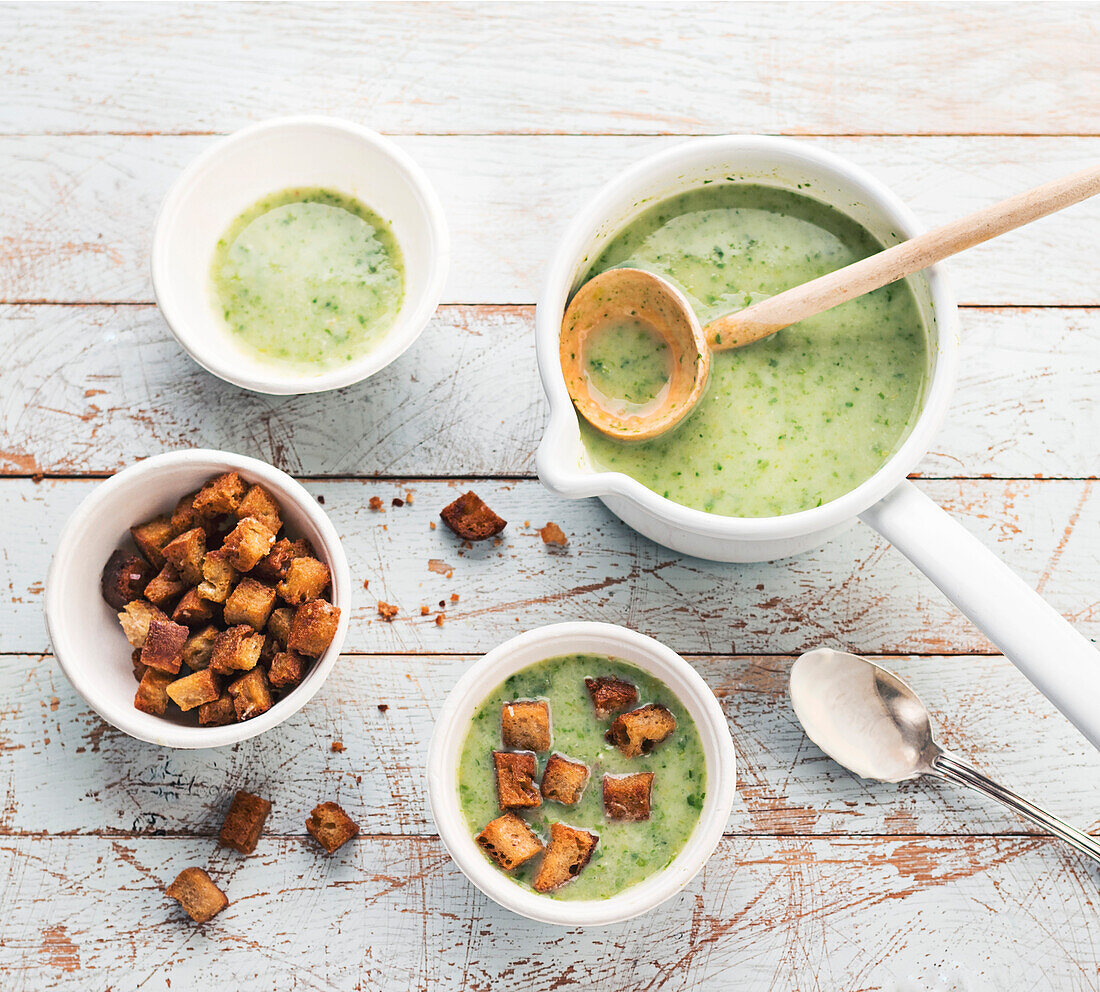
585 318 674 416
210 187 405 372
579 184 929 517
458 654 706 900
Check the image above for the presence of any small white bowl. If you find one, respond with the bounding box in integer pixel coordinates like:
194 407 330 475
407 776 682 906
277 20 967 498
44 450 352 749
152 116 449 394
427 622 736 926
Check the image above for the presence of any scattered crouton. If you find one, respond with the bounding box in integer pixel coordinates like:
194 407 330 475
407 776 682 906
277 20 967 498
100 549 154 610
197 549 238 604
224 578 277 630
331 741 346 753
606 704 677 758
420 605 430 616
603 772 654 821
193 472 248 519
288 600 341 657
117 600 168 649
134 668 174 716
541 753 590 805
501 700 551 752
172 588 215 627
276 556 330 605
198 694 237 727
585 675 639 719
210 625 265 674
267 606 294 647
161 527 207 585
477 812 544 870
218 790 272 854
130 515 175 570
368 496 384 511
440 491 507 541
166 867 228 923
434 613 444 626
181 625 219 671
221 517 276 572
306 802 360 853
538 522 568 547
269 650 307 690
428 558 453 577
532 823 599 892
236 485 282 534
144 563 188 608
166 668 221 712
228 667 273 721
493 751 541 809
140 618 189 674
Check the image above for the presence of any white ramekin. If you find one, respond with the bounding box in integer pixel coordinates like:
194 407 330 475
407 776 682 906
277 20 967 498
535 136 959 562
152 115 449 395
44 449 351 748
426 622 737 926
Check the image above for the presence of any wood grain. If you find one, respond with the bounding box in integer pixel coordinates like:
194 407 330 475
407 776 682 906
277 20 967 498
4 3 1098 136
4 652 1098 838
2 835 1098 991
4 134 1100 305
3 478 1096 657
1 303 1096 480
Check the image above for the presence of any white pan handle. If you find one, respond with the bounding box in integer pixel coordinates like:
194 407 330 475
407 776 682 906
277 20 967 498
860 480 1100 751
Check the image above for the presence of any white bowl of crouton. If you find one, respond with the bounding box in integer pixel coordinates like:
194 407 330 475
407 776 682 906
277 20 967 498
427 622 737 925
44 450 351 748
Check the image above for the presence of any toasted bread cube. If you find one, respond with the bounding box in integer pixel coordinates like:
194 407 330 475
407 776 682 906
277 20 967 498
198 693 237 727
493 751 541 809
144 563 188 608
211 625 265 674
606 704 677 758
541 753 590 805
287 600 340 658
140 618 188 674
476 812 544 870
130 514 175 570
306 801 359 853
218 790 272 854
501 700 551 752
166 867 228 923
236 485 282 534
439 490 507 541
134 668 174 716
181 624 219 671
197 549 238 604
221 517 276 572
117 600 168 649
532 823 599 893
161 527 206 585
172 588 215 627
603 772 654 821
170 491 202 535
276 556 330 606
131 648 147 683
166 668 221 712
585 675 639 719
252 538 311 583
269 650 307 690
223 578 277 630
267 607 294 647
193 472 248 519
228 667 273 721
101 549 154 610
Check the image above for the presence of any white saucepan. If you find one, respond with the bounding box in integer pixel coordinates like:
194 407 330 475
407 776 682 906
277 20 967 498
535 136 1100 750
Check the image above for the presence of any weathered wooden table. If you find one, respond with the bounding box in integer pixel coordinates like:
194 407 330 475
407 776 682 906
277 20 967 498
2 3 1098 988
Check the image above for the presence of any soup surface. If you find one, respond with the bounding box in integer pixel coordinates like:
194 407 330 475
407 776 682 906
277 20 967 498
458 654 706 900
210 187 404 372
578 184 928 517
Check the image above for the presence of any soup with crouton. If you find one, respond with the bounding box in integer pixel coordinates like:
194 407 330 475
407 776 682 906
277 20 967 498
211 187 405 372
458 654 705 899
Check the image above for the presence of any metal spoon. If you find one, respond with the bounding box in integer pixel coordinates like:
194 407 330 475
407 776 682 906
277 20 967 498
789 647 1100 864
561 163 1100 442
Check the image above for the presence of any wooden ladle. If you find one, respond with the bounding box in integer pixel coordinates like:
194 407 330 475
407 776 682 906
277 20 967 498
561 163 1100 441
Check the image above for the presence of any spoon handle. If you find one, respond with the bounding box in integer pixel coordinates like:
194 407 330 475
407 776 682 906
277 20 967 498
931 751 1100 865
705 162 1100 350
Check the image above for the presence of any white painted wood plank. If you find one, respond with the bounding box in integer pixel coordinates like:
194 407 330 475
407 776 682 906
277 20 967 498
4 3 1097 136
3 479 1096 657
2 835 1097 991
4 134 1100 305
1 303 1096 479
4 652 1098 838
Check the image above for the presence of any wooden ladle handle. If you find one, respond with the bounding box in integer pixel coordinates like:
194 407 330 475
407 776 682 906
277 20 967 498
705 163 1100 350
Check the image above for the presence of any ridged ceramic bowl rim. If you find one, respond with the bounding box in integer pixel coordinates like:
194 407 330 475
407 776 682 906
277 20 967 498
426 622 737 926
